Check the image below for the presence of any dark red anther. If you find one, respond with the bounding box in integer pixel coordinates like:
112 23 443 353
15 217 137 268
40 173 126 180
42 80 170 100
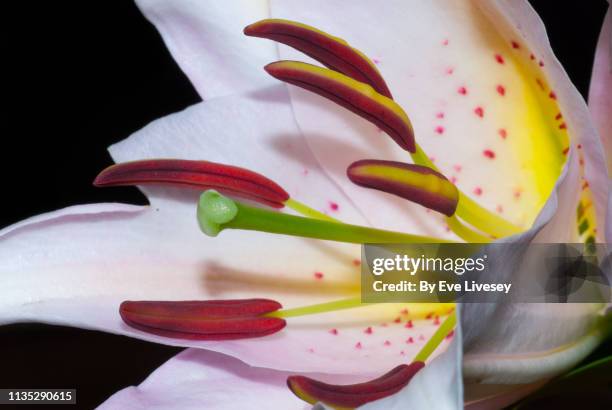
287 362 425 407
244 19 393 99
120 299 286 340
94 159 289 208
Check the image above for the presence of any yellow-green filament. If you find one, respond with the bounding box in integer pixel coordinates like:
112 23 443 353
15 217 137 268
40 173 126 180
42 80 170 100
413 310 457 362
413 144 522 238
199 190 454 244
266 297 365 318
285 198 340 222
446 215 492 243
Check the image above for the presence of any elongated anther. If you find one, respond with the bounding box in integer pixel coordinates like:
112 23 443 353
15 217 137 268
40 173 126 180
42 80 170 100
198 190 454 244
265 61 415 152
287 362 425 408
94 159 289 208
120 299 286 340
244 19 392 98
347 160 459 216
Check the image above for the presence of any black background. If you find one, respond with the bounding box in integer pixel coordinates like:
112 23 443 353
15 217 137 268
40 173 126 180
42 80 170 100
2 1 610 409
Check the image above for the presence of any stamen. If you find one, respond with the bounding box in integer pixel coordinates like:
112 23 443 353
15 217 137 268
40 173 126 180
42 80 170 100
244 19 392 98
287 362 425 408
267 298 454 320
347 160 459 217
264 61 415 152
198 190 453 244
412 145 522 238
119 299 286 340
413 310 456 362
94 159 289 208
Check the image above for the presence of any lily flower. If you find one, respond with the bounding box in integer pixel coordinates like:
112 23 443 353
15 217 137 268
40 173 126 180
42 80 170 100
1 1 610 409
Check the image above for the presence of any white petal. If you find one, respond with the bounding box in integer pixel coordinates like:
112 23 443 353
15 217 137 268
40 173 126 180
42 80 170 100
98 349 338 410
135 0 277 100
589 7 612 174
361 316 463 410
110 85 366 225
270 0 602 234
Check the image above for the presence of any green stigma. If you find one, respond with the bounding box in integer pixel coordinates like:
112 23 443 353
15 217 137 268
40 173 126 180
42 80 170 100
197 190 239 236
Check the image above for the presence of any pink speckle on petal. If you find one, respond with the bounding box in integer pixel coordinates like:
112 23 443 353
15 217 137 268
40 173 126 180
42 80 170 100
562 147 570 155
329 201 339 211
400 308 409 315
353 259 361 266
474 106 484 118
474 187 483 196
308 348 315 353
406 337 414 344
418 335 426 341
495 54 505 64
496 85 506 96
496 205 504 213
429 156 436 163
372 57 381 65
433 316 441 325
314 272 324 279
555 112 563 120
559 122 567 130
445 67 454 75
450 176 457 184
436 112 445 119
302 168 309 176
384 340 391 346
530 53 535 60
453 164 462 172
549 91 557 100
400 350 405 356
329 328 338 335
539 60 545 67
393 317 402 324
405 320 413 328
458 86 467 95
511 40 520 49
364 327 373 335
483 149 496 159
498 128 507 139
435 126 445 134
442 38 449 46
355 342 362 349
446 330 455 340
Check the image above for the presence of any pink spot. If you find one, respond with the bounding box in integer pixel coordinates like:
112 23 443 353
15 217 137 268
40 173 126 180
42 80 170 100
406 337 414 344
498 128 508 139
384 340 392 346
539 60 545 67
474 106 484 118
555 112 563 121
496 85 506 96
446 330 455 340
577 144 582 149
535 78 545 90
453 164 462 172
474 187 483 196
436 112 445 119
329 201 339 211
405 320 414 328
496 205 504 213
513 188 522 199
582 181 590 190
495 54 505 64
580 158 585 166
559 122 567 130
445 67 454 75
314 272 324 279
308 348 315 353
364 326 373 335
429 156 436 163
380 323 388 327
562 147 570 155
329 328 338 335
511 40 520 49
530 53 535 60
450 176 458 184
434 126 445 135
549 91 557 100
393 317 402 324
458 86 468 95
442 38 449 46
400 308 409 315
425 312 434 320
433 316 441 325
355 342 362 349
483 149 496 159
352 259 361 266
372 57 381 65
400 350 406 356
302 168 309 176
418 334 426 341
